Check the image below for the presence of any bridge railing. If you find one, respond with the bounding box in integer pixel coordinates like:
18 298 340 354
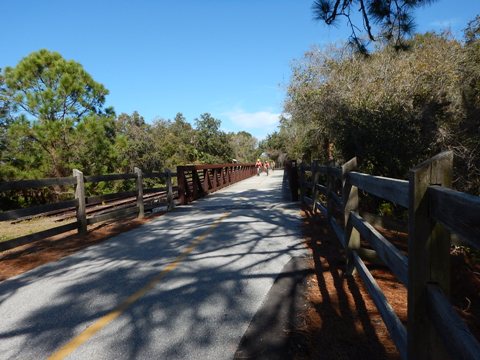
297 151 480 360
177 163 256 205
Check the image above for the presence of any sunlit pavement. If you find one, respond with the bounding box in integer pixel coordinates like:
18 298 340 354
0 170 306 360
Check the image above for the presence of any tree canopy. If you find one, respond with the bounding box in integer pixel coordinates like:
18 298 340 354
0 69 11 154
0 50 259 196
229 131 259 163
312 0 437 52
278 25 480 194
1 51 111 178
4 49 108 122
194 113 234 163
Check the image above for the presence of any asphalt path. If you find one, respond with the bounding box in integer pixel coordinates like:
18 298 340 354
0 170 306 359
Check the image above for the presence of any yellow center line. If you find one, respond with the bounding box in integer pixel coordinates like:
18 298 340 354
49 212 230 360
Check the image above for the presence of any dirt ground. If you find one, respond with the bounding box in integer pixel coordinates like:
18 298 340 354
295 206 480 360
294 208 406 360
0 212 165 281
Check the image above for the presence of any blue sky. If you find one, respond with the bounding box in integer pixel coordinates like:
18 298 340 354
2 0 480 140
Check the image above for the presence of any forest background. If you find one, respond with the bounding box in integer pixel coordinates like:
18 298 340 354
263 15 480 198
0 49 264 209
1 14 480 211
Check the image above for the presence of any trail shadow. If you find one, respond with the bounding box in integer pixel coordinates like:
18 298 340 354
233 256 314 360
0 171 308 359
302 207 400 360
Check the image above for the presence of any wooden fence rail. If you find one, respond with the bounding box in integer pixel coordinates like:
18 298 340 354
1 162 255 252
0 168 177 251
0 176 77 191
295 151 480 360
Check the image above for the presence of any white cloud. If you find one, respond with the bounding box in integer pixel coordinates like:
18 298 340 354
223 109 280 129
221 108 281 140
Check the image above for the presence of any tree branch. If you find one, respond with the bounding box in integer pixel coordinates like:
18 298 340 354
326 0 342 24
359 0 375 41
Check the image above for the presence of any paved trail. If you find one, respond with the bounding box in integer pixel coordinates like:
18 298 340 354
0 170 306 359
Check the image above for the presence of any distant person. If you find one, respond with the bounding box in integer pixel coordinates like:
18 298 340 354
271 160 275 172
255 159 263 176
264 161 270 176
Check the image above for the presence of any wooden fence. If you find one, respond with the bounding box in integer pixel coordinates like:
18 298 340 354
0 162 256 252
295 151 480 360
0 168 176 251
177 163 256 205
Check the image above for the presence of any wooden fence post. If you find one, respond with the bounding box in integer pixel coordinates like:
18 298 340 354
342 157 360 275
73 169 87 234
408 151 453 360
166 169 174 211
299 162 306 202
134 167 144 218
311 160 320 212
326 160 335 222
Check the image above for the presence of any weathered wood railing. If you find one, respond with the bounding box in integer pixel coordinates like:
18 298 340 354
296 151 480 360
177 163 256 205
0 169 176 251
0 162 256 251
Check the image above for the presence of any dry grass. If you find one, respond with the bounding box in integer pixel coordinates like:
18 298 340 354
0 217 76 242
